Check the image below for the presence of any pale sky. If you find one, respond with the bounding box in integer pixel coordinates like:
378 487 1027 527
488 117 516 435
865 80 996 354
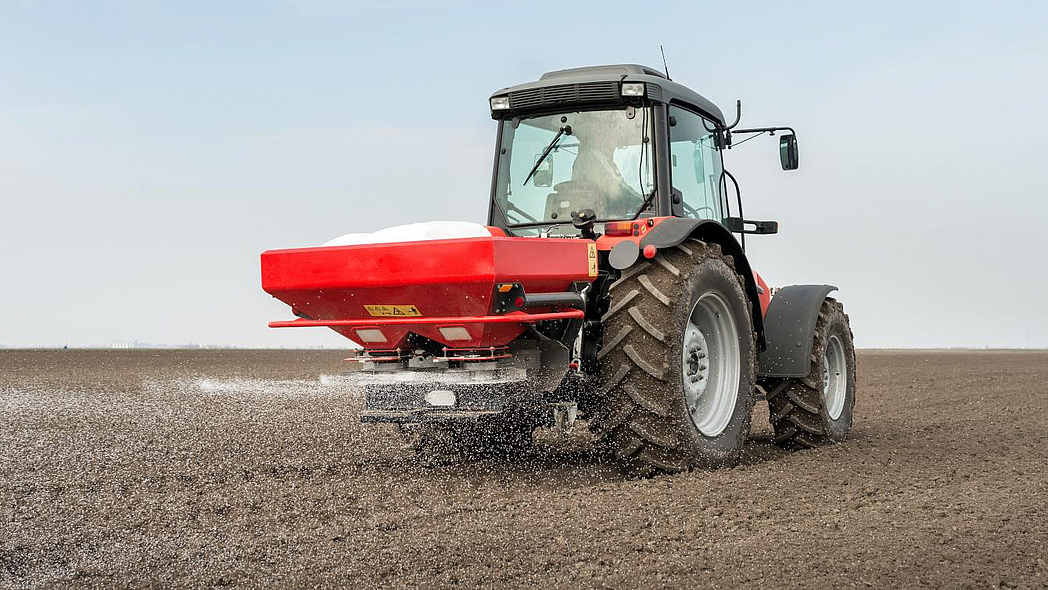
1 0 1046 348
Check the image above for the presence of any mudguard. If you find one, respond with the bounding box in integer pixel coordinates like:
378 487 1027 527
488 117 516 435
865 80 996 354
638 217 766 348
757 284 837 378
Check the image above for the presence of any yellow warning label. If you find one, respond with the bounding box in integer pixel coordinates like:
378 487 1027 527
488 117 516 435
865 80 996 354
364 304 422 317
587 243 598 277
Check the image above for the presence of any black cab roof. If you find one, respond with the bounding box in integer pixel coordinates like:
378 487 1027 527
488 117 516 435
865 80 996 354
489 64 726 125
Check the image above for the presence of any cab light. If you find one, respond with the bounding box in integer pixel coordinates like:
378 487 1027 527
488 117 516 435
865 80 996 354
621 82 645 97
490 96 510 110
604 221 636 237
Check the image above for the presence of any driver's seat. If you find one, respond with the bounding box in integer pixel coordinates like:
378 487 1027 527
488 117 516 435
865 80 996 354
544 182 601 221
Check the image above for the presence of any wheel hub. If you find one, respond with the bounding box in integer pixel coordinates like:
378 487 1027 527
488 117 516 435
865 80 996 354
822 334 847 420
682 292 741 437
683 331 711 396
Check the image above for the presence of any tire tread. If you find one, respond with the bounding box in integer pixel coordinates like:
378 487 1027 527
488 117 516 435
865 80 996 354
593 241 757 475
766 298 856 450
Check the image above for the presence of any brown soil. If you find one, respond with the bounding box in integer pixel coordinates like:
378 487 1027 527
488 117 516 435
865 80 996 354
1 349 1046 588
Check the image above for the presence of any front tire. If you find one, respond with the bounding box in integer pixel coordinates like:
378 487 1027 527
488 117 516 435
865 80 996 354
593 241 757 475
766 298 856 450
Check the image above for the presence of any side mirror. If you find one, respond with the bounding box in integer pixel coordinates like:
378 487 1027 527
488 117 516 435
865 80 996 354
779 134 799 171
532 154 553 187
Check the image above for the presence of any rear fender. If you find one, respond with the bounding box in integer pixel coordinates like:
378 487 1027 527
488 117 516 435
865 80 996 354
757 284 837 378
636 218 766 349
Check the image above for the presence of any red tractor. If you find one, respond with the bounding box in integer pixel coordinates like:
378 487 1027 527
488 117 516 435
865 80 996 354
261 64 856 475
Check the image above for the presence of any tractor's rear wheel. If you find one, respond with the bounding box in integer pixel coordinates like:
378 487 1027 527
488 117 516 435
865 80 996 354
766 298 856 450
593 240 757 475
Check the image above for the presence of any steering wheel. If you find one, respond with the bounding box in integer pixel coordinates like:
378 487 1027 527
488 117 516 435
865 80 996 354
683 201 717 220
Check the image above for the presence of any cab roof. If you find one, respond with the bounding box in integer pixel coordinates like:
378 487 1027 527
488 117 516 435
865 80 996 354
489 64 726 126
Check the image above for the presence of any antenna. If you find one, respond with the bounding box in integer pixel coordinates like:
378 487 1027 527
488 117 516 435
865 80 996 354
660 45 671 80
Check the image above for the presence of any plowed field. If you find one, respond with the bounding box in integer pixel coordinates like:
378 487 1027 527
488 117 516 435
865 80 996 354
2 350 1045 588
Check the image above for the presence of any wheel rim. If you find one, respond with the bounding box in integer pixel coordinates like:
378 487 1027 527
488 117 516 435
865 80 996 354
822 334 847 420
682 292 741 437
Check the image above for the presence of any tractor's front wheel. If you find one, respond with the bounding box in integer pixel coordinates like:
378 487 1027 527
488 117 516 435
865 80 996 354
766 298 856 450
593 241 757 475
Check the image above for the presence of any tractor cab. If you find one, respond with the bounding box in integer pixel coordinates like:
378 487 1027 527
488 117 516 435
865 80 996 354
487 64 795 240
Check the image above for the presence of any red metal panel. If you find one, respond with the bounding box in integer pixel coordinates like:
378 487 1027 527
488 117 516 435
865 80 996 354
269 310 585 328
262 238 497 291
595 217 667 251
753 270 771 318
261 236 594 349
492 238 592 293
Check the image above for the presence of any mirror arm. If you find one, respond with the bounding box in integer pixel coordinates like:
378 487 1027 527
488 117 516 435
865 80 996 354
720 100 742 147
726 100 742 129
731 125 795 136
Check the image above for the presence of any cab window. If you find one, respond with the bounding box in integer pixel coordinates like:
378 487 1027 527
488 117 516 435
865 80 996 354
669 105 724 221
495 108 654 227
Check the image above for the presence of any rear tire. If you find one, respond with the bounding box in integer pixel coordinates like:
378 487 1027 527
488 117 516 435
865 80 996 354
592 240 757 475
766 298 856 450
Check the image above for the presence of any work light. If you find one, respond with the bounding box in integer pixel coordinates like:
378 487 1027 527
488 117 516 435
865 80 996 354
490 96 510 110
620 82 645 97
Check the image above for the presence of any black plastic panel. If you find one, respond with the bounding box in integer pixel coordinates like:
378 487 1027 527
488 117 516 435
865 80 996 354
757 285 837 378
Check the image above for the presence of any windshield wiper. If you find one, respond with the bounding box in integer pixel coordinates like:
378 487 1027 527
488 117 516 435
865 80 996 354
522 124 571 186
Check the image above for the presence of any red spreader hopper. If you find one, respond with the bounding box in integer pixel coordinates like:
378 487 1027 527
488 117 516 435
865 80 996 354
261 235 597 350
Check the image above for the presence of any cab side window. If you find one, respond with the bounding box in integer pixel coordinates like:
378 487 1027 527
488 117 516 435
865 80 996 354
669 105 724 221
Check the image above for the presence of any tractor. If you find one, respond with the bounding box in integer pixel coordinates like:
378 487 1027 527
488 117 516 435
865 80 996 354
261 64 856 475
